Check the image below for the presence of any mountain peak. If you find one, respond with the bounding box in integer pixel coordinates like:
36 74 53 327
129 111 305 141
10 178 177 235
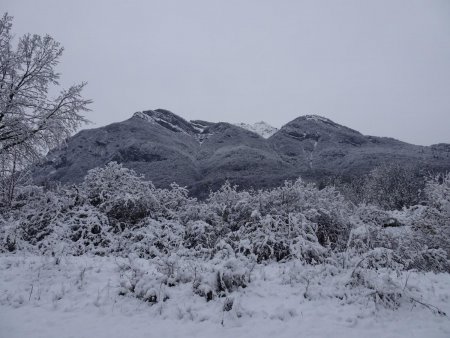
282 114 363 137
133 109 198 135
290 114 341 128
303 114 335 123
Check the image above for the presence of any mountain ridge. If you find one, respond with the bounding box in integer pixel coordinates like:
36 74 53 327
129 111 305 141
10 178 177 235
32 109 450 197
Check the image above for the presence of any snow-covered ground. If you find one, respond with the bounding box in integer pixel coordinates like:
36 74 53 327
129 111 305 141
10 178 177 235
1 254 449 338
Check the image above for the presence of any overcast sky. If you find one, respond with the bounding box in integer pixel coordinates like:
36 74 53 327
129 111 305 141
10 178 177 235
3 0 450 145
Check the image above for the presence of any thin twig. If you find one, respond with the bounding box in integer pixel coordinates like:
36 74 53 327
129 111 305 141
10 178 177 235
409 297 447 317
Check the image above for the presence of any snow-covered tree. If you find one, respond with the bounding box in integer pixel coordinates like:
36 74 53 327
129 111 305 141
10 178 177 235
0 13 91 200
424 172 450 216
362 164 423 210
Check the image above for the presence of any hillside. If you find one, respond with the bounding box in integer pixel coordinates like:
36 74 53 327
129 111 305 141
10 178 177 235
32 109 450 196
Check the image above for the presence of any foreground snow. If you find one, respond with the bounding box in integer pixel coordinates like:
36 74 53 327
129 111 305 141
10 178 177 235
1 254 449 338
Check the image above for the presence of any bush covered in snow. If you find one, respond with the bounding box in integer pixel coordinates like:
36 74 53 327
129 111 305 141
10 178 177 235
411 173 450 258
1 162 449 279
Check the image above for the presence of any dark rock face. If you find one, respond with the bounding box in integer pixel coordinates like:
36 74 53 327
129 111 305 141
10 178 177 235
32 110 450 197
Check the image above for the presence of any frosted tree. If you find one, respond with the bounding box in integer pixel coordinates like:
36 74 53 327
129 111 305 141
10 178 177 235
362 164 423 210
0 13 91 204
424 172 450 216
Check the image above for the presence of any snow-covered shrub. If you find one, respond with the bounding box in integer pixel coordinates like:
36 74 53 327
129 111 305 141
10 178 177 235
116 254 253 305
207 181 255 231
155 254 213 288
346 248 407 309
45 204 111 256
192 255 255 299
346 206 431 274
411 173 450 264
155 254 183 286
192 278 215 301
3 161 448 280
257 179 353 251
347 204 409 255
0 216 21 252
351 204 390 228
14 186 67 245
235 214 291 262
81 162 159 230
342 245 447 310
314 209 349 250
235 212 326 263
155 183 194 219
361 164 424 210
0 184 112 255
200 179 352 263
411 209 450 263
213 240 236 260
0 185 83 253
354 248 405 271
215 256 253 295
346 224 376 255
278 261 351 302
116 219 185 258
407 248 450 273
184 220 219 255
348 268 403 309
117 257 168 303
424 173 450 215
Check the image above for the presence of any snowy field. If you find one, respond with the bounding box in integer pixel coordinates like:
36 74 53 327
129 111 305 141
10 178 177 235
1 254 449 338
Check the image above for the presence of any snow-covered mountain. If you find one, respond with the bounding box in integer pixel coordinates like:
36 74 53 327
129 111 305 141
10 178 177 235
234 122 278 138
32 109 450 197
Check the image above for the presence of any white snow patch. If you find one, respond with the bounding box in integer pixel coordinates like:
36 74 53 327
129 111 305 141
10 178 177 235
133 111 190 135
304 115 332 123
304 115 340 128
235 122 278 138
133 111 156 123
190 122 207 133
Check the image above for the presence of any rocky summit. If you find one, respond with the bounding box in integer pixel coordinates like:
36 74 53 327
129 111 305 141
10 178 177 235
33 109 450 197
